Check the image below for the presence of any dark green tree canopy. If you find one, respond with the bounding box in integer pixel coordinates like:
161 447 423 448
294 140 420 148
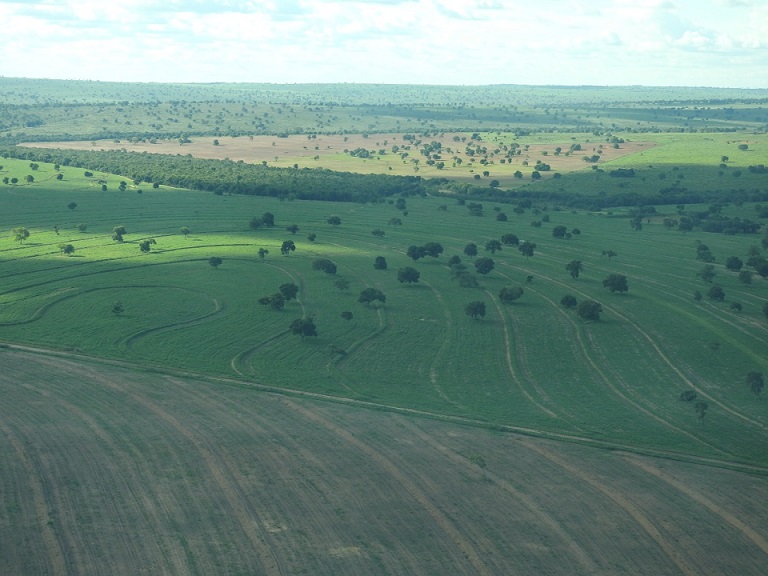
603 273 628 293
577 300 602 321
465 301 486 319
279 283 299 301
499 286 524 304
463 243 478 257
280 240 296 255
561 294 578 309
358 288 386 306
290 317 317 339
566 260 583 279
312 258 337 274
397 267 421 284
474 257 495 275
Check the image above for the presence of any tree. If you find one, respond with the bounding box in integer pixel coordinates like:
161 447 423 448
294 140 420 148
398 267 421 284
209 256 223 268
180 226 190 238
552 225 568 239
722 255 743 272
388 217 402 226
501 233 519 246
465 301 486 319
371 229 385 237
561 294 578 309
739 270 753 285
327 215 341 226
289 317 318 339
139 238 156 253
566 260 583 279
77 223 87 233
279 283 299 301
25 175 34 184
474 257 495 275
59 243 75 256
250 212 275 230
12 227 30 244
359 288 386 307
423 242 444 258
577 300 602 321
679 390 697 402
112 225 127 242
764 301 768 320
729 301 742 312
307 233 316 243
694 401 708 426
312 258 337 274
693 290 703 302
341 311 353 321
463 243 478 257
707 285 725 301
407 245 426 261
334 278 350 292
280 240 296 256
68 202 77 210
374 256 388 270
258 248 269 260
698 264 716 283
286 224 300 234
111 301 124 315
603 273 628 293
485 239 502 254
495 210 506 221
518 241 536 259
746 372 764 398
258 293 285 311
602 250 618 260
499 286 523 304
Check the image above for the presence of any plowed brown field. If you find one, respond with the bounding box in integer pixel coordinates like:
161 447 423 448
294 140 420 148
2 346 767 575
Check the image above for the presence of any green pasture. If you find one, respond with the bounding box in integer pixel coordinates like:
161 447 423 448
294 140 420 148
1 162 767 467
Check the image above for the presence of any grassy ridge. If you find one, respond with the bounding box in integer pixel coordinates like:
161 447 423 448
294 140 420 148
1 162 767 466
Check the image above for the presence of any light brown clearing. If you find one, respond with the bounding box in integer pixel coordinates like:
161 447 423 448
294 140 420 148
1 347 767 575
21 133 653 184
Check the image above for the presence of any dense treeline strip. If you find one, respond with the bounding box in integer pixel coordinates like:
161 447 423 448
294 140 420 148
1 146 431 202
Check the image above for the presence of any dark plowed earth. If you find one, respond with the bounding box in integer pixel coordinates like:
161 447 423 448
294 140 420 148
1 348 767 575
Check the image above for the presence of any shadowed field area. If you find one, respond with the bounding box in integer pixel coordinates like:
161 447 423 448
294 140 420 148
1 347 767 575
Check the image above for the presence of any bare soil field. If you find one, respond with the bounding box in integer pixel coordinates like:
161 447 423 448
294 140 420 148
22 133 652 185
2 346 767 575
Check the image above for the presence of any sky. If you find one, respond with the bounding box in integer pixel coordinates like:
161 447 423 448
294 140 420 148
1 0 766 88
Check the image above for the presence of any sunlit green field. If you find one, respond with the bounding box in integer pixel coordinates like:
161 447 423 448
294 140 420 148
2 160 767 468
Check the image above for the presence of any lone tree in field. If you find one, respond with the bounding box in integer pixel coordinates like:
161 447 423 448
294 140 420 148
180 226 190 238
485 239 502 254
327 215 341 226
280 240 296 256
474 257 495 275
423 242 444 258
59 243 75 256
397 267 421 284
334 278 351 292
566 260 583 279
561 294 578 309
306 233 316 243
746 372 764 398
602 250 617 260
374 256 387 270
258 248 269 260
12 227 30 243
707 285 725 302
519 241 536 260
698 265 716 283
77 223 87 233
112 301 124 315
603 273 628 293
463 243 478 257
289 317 317 339
112 225 127 242
501 233 519 246
258 293 286 311
694 401 708 426
725 256 743 271
139 238 156 254
371 229 385 238
358 288 386 307
499 286 524 304
312 258 337 275
407 245 426 261
249 212 275 230
552 225 568 239
577 300 602 321
209 256 223 268
286 224 300 234
465 301 486 320
341 311 353 321
68 202 77 210
279 283 299 301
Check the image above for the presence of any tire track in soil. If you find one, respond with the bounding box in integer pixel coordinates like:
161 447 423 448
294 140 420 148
521 439 699 576
92 375 287 576
20 369 193 575
0 420 68 576
625 455 768 558
400 419 598 574
280 398 495 576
